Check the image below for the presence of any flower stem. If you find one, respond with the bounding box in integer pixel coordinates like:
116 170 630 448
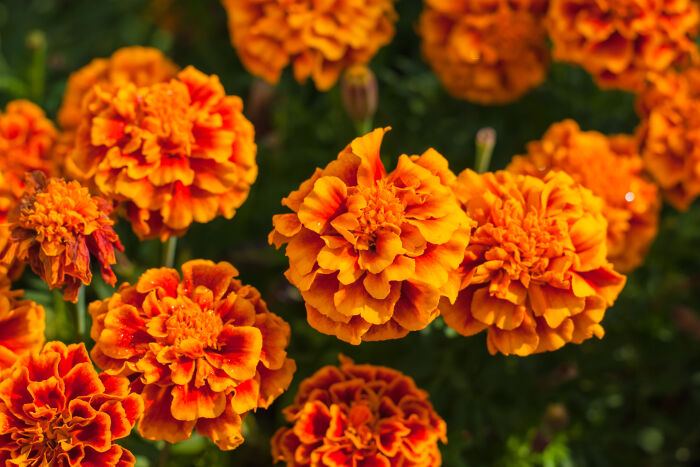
157 442 170 467
162 237 178 268
76 285 86 341
355 118 373 137
475 127 496 174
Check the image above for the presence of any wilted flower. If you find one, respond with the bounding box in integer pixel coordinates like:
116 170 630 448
418 0 549 104
89 260 296 450
1 173 123 302
547 0 700 91
341 65 378 125
68 66 258 240
270 128 472 344
0 342 143 466
637 68 700 210
442 170 626 356
221 0 397 91
271 355 446 466
508 120 660 272
0 276 44 370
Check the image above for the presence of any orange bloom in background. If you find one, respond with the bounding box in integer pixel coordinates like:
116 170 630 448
0 342 143 466
270 128 472 344
547 0 700 92
89 259 296 450
508 120 660 272
58 46 178 132
221 0 397 91
418 0 549 104
442 170 626 356
68 66 258 240
0 276 44 370
636 68 700 210
1 172 123 302
271 355 447 466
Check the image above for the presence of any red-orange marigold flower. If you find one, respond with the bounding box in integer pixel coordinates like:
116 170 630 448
89 259 296 450
68 66 258 240
270 128 472 344
0 99 58 181
547 0 700 92
1 173 123 302
441 170 626 356
58 46 179 132
271 355 446 467
636 68 700 210
508 120 660 272
0 276 44 371
221 0 397 91
418 0 549 104
0 341 143 466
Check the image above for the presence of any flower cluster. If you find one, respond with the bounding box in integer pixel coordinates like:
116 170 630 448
508 120 660 272
442 170 626 356
418 0 549 104
68 66 258 240
547 0 700 91
1 173 123 302
221 0 397 90
271 356 446 466
270 128 472 344
637 68 700 210
0 342 143 466
89 260 296 450
0 276 44 371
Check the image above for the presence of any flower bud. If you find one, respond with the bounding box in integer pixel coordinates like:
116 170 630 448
341 65 378 125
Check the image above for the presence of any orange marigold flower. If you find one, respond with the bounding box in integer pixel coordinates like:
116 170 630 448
221 0 397 91
271 355 447 466
58 46 179 132
547 0 700 92
508 120 660 272
68 66 258 240
0 276 44 370
636 68 700 210
1 173 123 302
270 128 472 344
441 170 626 356
0 342 143 466
89 259 296 450
418 0 549 104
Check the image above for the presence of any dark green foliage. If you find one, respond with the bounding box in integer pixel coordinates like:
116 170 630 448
1 0 699 465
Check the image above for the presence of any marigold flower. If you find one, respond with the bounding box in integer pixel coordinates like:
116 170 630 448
58 46 179 132
636 69 700 210
547 0 700 92
271 355 446 466
1 172 123 302
418 0 549 104
508 120 660 272
68 66 258 240
89 259 296 450
441 170 626 356
270 128 472 344
0 341 143 466
0 277 44 371
221 0 397 91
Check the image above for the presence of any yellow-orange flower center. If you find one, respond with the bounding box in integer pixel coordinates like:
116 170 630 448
165 298 223 352
141 82 194 156
354 180 404 249
479 199 569 283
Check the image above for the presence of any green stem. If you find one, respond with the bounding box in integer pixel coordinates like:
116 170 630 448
68 286 86 343
157 442 170 467
162 236 178 268
475 127 496 174
355 118 373 137
26 30 47 102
